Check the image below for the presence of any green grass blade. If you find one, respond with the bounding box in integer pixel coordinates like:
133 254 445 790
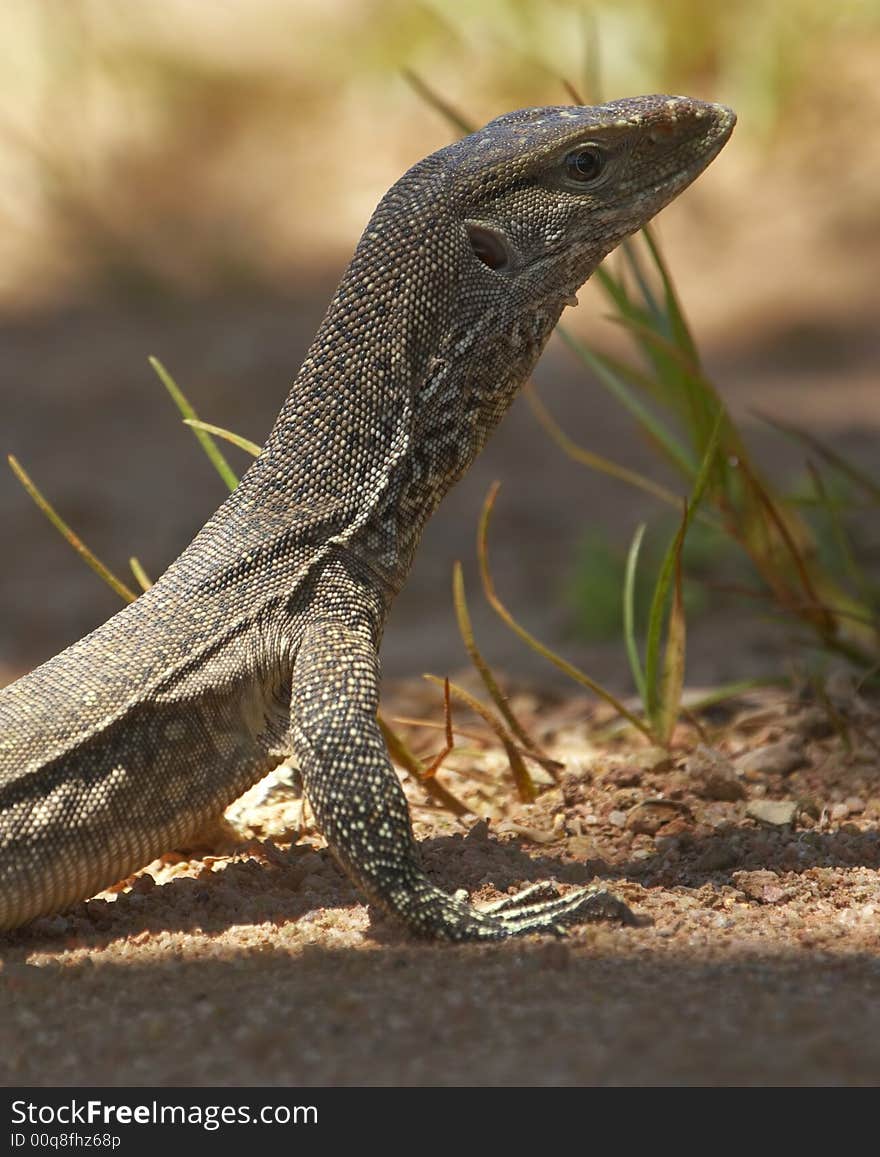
477 482 653 740
583 341 731 489
557 325 697 477
755 410 880 503
620 236 664 324
129 556 153 592
597 226 728 463
149 357 240 492
579 4 601 104
642 224 701 367
594 263 640 321
685 676 787 712
807 462 878 621
736 454 836 635
623 523 648 704
8 455 137 604
183 420 262 458
401 70 475 136
561 78 587 105
644 410 724 718
656 505 687 744
643 523 676 721
585 341 676 404
604 312 703 377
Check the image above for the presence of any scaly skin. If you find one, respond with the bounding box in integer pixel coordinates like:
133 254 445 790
0 96 735 937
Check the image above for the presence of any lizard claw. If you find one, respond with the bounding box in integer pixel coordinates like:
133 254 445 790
476 881 638 936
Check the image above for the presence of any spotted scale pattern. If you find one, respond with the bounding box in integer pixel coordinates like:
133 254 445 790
0 96 734 936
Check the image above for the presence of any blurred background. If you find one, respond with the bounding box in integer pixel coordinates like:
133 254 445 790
0 0 878 692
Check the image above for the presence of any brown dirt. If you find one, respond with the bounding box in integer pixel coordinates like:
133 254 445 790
2 681 878 1088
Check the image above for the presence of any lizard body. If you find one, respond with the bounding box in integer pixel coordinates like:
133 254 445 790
0 96 734 937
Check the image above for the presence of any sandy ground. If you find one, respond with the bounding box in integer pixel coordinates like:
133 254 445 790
2 680 878 1088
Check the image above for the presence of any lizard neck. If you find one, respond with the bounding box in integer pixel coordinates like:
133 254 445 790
352 293 566 593
236 163 567 600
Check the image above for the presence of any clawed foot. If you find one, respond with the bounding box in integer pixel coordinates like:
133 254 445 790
451 880 639 938
357 861 640 941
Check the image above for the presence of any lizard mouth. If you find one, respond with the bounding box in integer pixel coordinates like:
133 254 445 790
465 221 512 271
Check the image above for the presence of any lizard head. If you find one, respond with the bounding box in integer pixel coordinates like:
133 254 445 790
447 94 735 306
308 94 735 493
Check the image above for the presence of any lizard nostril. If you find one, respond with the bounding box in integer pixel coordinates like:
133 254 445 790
465 222 511 271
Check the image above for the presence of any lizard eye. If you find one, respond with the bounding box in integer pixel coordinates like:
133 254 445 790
563 145 606 183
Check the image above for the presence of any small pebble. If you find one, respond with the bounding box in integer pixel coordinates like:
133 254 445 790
746 799 798 827
737 741 806 778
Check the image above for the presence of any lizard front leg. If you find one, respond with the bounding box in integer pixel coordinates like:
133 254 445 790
290 615 634 940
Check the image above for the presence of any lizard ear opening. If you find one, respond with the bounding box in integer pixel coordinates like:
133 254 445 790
465 222 511 271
